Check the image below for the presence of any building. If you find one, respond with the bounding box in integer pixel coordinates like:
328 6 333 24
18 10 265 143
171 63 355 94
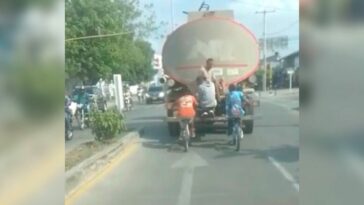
259 52 281 70
274 50 299 88
280 51 299 71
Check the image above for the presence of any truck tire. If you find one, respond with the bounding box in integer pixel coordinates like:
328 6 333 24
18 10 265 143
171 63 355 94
243 120 253 134
243 103 254 134
167 109 179 137
168 122 180 137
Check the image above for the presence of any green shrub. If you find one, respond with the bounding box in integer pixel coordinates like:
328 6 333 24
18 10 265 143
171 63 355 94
89 109 127 141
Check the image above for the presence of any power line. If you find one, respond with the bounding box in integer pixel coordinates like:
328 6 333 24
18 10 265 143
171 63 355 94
231 0 298 12
65 31 133 42
266 20 298 35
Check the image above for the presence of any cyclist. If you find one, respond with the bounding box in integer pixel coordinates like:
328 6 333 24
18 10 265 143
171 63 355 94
225 83 246 145
174 88 198 140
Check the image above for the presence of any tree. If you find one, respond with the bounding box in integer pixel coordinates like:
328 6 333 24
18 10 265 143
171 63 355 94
66 0 164 85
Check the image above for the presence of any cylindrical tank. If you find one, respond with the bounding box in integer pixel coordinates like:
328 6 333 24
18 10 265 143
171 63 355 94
162 16 259 88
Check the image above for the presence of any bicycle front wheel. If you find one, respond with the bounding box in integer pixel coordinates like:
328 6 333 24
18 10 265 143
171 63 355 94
184 138 189 152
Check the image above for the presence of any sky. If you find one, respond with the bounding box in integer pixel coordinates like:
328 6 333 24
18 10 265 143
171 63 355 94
140 0 299 58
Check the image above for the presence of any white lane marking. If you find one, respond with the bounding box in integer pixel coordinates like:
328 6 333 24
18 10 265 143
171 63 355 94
177 167 194 205
172 152 208 205
268 156 299 192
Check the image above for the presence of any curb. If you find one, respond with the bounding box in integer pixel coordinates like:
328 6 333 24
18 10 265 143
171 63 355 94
65 130 141 197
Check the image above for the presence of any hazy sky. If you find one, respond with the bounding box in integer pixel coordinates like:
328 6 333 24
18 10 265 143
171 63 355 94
141 0 299 57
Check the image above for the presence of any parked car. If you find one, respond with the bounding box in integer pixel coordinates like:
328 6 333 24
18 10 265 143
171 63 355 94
145 86 165 104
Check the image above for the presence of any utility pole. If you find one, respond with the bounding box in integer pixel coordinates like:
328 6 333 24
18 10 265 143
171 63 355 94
256 9 275 92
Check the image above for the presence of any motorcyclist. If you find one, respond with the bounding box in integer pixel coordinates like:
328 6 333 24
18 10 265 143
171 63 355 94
65 93 73 139
73 86 91 128
137 86 144 103
74 86 90 110
123 85 133 109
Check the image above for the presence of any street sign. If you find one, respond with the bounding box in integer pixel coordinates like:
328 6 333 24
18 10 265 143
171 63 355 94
287 70 294 75
259 36 288 51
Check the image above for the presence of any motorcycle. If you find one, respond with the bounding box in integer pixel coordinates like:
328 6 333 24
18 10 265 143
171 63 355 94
137 89 144 103
124 92 133 111
65 106 73 140
97 96 108 112
76 103 90 129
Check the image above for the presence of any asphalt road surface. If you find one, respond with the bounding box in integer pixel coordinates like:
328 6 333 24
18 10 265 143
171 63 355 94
68 97 299 205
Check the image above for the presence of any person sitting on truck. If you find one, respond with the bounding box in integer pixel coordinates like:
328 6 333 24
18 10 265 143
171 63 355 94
196 76 217 117
174 88 198 139
225 83 246 144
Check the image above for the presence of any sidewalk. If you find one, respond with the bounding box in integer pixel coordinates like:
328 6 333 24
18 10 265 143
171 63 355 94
65 99 118 153
258 88 299 97
258 88 299 112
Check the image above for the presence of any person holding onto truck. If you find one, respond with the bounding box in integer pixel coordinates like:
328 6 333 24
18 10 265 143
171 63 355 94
173 88 198 139
200 58 225 103
196 76 217 117
225 83 246 144
200 58 216 82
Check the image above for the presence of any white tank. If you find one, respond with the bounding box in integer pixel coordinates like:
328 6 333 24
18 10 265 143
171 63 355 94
162 11 259 88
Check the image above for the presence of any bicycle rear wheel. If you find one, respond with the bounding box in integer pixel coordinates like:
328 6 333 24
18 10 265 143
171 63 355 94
236 127 240 151
233 119 241 152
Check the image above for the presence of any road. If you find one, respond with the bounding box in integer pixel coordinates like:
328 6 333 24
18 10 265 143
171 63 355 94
67 95 299 205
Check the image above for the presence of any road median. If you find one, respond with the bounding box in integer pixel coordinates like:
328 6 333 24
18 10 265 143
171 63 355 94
65 129 140 198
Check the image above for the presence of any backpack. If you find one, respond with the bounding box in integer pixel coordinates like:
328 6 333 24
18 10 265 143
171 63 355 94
229 93 242 117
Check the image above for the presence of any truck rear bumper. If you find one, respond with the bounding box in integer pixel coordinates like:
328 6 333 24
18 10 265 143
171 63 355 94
165 115 260 123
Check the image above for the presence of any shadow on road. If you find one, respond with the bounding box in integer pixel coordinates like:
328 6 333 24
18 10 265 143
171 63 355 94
137 121 187 153
214 144 299 163
133 116 165 121
254 124 299 128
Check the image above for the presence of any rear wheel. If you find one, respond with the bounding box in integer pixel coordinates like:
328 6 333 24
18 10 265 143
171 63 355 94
65 118 73 141
65 130 73 140
184 139 189 152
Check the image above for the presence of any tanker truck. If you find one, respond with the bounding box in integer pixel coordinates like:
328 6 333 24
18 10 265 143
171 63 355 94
160 10 260 137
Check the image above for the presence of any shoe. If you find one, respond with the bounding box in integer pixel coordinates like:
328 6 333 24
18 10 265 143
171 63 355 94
208 110 215 117
228 139 236 145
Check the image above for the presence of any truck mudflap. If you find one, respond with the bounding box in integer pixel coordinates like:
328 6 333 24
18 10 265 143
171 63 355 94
165 115 261 122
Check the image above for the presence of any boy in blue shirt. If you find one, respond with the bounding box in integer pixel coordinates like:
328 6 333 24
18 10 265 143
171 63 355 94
225 84 246 144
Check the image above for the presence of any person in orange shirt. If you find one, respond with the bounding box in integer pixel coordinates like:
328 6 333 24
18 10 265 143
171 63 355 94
174 88 198 139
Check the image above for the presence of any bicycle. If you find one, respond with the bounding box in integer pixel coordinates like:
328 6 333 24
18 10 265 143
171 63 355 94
231 117 243 151
179 119 192 152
